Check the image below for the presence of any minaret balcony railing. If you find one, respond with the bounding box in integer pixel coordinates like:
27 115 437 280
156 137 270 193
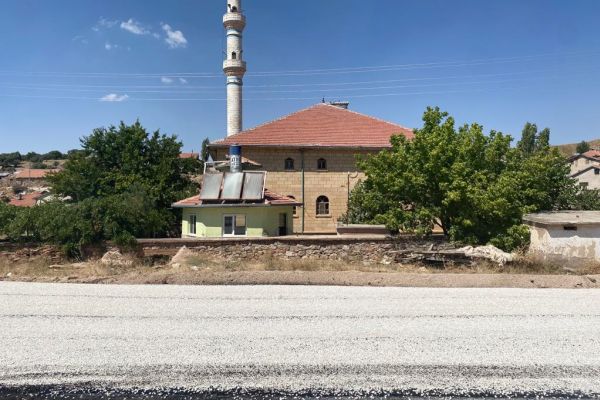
223 60 247 76
223 13 246 30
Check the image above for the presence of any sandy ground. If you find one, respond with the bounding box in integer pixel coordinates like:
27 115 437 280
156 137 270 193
3 247 600 289
0 282 599 397
2 267 600 288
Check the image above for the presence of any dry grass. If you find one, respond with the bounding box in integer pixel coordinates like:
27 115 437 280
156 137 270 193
1 250 598 286
176 252 589 275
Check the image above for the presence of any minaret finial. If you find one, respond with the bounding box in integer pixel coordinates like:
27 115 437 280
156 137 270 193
223 0 246 137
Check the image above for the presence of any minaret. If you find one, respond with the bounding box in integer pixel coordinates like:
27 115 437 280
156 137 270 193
223 0 246 137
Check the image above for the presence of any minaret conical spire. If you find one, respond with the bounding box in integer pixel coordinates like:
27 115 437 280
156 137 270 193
223 0 246 137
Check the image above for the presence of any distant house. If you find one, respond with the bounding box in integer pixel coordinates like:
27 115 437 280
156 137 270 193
523 211 600 262
173 170 301 238
179 152 200 160
9 191 49 207
11 169 58 186
569 150 600 188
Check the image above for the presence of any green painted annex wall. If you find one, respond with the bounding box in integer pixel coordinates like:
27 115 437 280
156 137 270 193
181 206 294 238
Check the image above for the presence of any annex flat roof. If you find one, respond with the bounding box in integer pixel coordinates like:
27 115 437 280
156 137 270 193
211 103 413 149
523 211 600 226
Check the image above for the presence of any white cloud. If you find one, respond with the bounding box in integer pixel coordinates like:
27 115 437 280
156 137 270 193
100 93 129 102
179 77 188 84
162 24 188 48
72 35 88 45
93 17 119 32
161 76 174 84
120 18 149 35
104 42 118 50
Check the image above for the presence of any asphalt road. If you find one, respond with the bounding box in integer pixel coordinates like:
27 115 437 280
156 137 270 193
0 282 599 398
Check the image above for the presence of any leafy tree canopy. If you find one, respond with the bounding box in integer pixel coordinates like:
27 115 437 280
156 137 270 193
48 121 201 207
0 121 202 256
345 107 586 251
576 140 591 154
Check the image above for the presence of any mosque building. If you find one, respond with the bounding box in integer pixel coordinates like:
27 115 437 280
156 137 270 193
175 0 413 236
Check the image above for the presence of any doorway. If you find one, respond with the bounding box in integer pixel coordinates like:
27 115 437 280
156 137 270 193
278 213 288 236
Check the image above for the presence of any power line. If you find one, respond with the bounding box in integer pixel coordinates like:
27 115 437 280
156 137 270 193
0 76 559 95
0 49 597 79
0 82 560 102
0 69 551 90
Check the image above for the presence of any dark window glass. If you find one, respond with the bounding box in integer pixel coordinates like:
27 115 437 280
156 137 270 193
189 215 197 235
316 196 330 215
317 158 327 170
285 158 295 170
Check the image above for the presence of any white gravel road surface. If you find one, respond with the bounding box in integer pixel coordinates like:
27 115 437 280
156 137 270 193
0 282 599 396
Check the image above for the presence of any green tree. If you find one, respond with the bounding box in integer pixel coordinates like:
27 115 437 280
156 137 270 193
201 137 210 162
576 141 590 154
348 107 576 251
517 122 538 156
0 152 22 168
43 150 65 160
48 121 197 207
24 152 43 163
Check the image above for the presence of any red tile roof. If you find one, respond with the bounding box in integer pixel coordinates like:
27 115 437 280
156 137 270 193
173 189 300 208
582 150 600 158
212 103 413 148
13 169 57 179
179 152 200 159
9 192 45 207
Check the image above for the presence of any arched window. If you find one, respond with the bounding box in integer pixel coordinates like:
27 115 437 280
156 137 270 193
316 196 330 215
232 51 237 60
284 158 295 170
231 6 238 12
317 158 327 170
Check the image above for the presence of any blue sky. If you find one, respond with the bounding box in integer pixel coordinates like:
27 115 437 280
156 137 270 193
1 0 600 153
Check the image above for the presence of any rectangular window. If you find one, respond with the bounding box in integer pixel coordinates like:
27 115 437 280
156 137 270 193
595 169 599 175
189 215 197 235
223 214 246 236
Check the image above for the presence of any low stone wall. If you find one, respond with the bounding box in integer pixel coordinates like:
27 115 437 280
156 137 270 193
137 235 453 264
0 242 64 263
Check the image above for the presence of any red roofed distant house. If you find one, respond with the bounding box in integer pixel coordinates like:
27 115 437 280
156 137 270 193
569 149 600 189
179 152 200 160
9 191 49 207
11 169 58 186
208 102 413 233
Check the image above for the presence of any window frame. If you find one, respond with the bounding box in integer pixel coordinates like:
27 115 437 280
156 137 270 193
317 158 327 171
189 214 197 235
316 195 330 216
223 214 247 237
284 158 295 171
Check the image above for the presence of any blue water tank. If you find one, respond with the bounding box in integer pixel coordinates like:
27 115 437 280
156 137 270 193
230 144 242 173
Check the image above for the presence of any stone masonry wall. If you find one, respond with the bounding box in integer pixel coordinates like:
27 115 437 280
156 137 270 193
138 236 453 265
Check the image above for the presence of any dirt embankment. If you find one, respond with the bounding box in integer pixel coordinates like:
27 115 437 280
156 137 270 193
0 247 599 288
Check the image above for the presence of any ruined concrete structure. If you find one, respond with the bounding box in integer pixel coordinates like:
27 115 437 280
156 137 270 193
523 211 600 262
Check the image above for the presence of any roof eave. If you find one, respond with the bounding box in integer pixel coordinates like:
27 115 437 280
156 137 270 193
208 143 392 151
